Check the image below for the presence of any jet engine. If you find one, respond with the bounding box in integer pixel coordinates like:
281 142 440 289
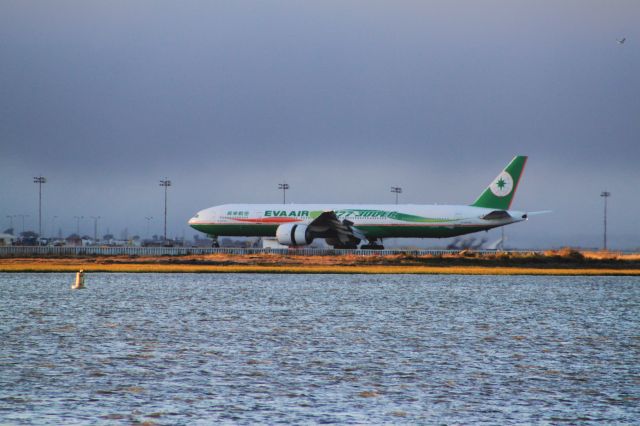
276 223 313 246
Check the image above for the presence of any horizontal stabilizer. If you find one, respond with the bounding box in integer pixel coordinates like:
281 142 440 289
481 210 512 220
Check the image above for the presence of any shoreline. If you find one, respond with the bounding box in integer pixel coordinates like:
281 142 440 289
2 250 640 275
2 265 639 276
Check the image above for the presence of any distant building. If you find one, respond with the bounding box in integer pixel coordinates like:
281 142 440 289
0 233 16 246
66 235 82 246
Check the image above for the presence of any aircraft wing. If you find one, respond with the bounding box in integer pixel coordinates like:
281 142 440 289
307 211 366 243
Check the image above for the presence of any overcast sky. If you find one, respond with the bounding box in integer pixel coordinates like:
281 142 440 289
1 1 638 248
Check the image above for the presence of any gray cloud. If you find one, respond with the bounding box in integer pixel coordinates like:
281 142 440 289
1 1 638 248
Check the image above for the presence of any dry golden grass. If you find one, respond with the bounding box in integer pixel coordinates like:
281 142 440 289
1 250 640 275
1 258 639 275
583 250 640 261
543 248 640 261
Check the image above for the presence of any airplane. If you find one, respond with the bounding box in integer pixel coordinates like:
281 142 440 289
617 37 626 45
189 156 545 249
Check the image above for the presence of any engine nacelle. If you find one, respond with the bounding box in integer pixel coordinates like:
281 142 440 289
276 223 313 246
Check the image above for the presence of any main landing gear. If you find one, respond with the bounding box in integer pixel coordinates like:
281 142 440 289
360 239 385 250
211 236 220 248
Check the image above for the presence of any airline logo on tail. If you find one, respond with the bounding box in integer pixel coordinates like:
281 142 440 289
490 171 514 197
471 155 527 210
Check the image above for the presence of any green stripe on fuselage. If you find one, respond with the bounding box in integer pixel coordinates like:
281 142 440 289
190 223 494 239
356 225 493 238
190 223 279 237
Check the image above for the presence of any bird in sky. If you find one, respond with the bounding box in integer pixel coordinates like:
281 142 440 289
617 37 626 45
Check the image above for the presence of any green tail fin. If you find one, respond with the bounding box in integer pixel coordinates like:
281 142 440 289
471 156 527 210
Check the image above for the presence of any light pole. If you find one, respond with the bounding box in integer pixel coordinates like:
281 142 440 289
278 183 289 204
159 179 171 241
600 191 611 250
16 214 29 234
33 176 46 239
145 216 153 239
5 215 14 232
51 216 58 239
73 216 84 236
90 216 100 244
391 186 402 205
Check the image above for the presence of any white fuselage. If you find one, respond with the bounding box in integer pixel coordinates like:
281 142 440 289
188 203 528 240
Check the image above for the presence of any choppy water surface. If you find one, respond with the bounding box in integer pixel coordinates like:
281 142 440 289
1 273 639 424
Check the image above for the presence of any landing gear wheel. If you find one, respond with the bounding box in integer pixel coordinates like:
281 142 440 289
361 243 385 250
211 237 220 248
361 239 385 250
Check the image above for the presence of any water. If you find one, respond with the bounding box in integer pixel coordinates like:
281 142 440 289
1 273 638 424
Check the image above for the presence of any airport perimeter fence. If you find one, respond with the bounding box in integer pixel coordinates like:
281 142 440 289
0 246 540 257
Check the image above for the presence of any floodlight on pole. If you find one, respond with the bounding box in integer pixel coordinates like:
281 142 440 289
145 216 153 239
600 191 611 250
33 176 46 239
51 216 58 239
73 216 83 236
90 216 101 244
16 214 29 234
391 186 402 205
159 179 171 241
278 183 289 204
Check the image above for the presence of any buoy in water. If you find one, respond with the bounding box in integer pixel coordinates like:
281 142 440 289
72 269 85 289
